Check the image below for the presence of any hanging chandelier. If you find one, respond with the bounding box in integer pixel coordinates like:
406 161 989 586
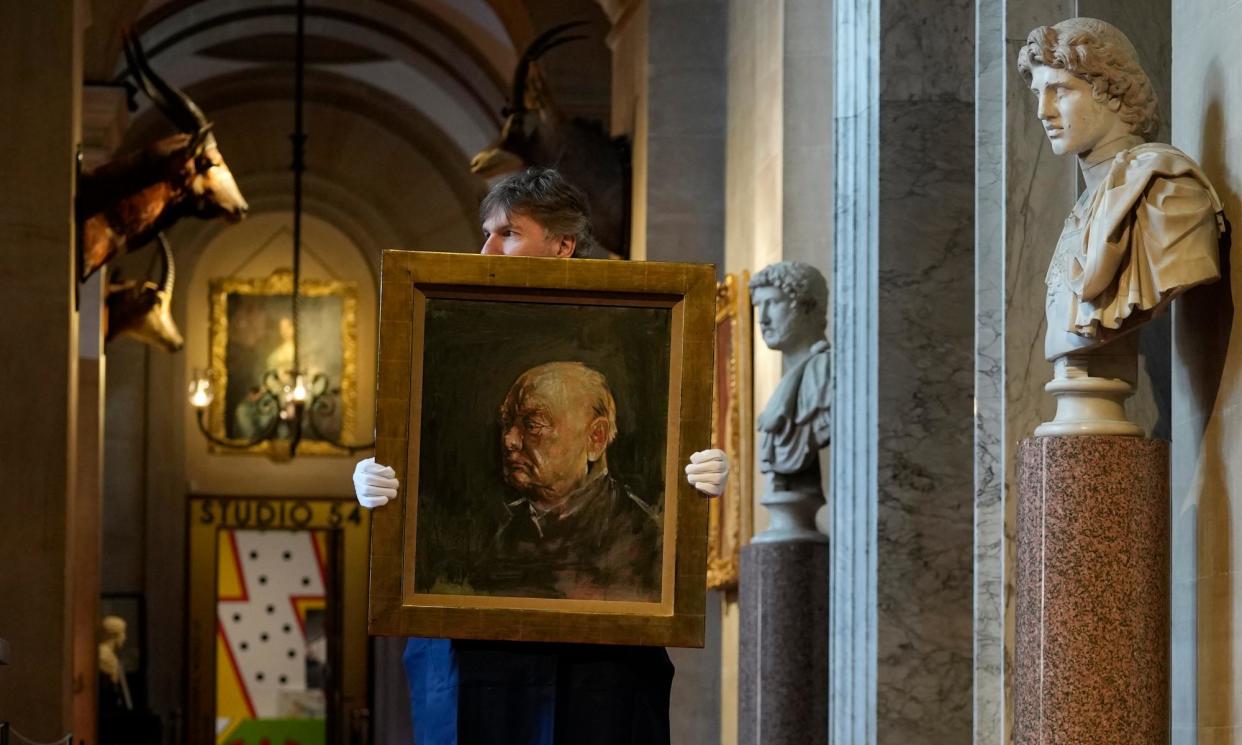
187 0 373 459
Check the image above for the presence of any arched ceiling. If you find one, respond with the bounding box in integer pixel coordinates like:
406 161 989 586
81 0 613 271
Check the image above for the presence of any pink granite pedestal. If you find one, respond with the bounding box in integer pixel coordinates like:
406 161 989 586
1015 436 1169 745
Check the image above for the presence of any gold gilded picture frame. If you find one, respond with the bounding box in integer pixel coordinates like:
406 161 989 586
707 272 754 591
369 251 715 648
206 269 359 457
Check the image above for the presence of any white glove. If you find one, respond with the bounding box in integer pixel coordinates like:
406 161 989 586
353 457 398 509
684 448 729 497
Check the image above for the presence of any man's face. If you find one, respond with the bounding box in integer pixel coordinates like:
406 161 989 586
753 285 804 351
480 209 575 257
1028 64 1128 157
499 374 604 503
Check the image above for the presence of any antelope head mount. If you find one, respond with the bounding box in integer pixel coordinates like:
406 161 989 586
470 21 589 178
105 233 184 353
77 32 248 281
469 22 632 258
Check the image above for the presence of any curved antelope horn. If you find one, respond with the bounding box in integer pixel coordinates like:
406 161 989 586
122 31 209 134
156 233 175 295
507 21 590 115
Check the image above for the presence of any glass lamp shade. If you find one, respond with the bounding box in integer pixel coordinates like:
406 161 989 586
188 369 215 409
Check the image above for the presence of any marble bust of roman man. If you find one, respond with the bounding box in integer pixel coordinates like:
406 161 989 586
749 261 831 542
1018 18 1227 436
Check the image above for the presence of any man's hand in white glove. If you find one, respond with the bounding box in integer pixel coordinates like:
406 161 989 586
685 448 729 497
353 457 398 509
357 449 729 507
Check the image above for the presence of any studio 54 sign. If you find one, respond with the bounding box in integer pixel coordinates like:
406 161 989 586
196 497 363 530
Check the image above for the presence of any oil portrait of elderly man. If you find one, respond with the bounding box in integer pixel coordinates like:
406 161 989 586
477 361 661 600
411 296 673 603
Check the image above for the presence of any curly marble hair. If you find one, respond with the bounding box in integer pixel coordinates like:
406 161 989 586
1016 17 1160 141
749 261 829 336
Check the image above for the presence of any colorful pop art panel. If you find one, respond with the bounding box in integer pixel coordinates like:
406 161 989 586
215 529 331 745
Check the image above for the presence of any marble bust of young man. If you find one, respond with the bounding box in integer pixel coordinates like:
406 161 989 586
749 261 831 542
1018 18 1227 435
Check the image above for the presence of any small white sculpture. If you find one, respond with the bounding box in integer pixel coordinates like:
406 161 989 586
750 262 831 543
1018 18 1227 436
99 615 133 710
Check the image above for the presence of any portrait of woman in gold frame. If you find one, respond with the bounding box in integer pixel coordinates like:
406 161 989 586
205 269 359 456
368 251 716 648
707 272 754 591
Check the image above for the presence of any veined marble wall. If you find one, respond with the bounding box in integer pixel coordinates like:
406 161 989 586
875 1 975 742
972 4 1169 745
833 0 975 742
1171 2 1242 741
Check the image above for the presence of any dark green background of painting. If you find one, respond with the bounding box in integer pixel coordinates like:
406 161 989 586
414 296 673 595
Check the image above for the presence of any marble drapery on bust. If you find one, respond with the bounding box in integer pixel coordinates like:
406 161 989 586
1018 17 1228 435
756 339 830 483
1044 139 1224 361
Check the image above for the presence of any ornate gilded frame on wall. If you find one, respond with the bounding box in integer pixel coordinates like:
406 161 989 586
185 495 371 745
369 251 715 648
707 272 754 591
206 269 359 456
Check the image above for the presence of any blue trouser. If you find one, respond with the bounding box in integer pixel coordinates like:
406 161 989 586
403 637 673 745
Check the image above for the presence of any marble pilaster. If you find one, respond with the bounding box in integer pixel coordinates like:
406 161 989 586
830 0 879 740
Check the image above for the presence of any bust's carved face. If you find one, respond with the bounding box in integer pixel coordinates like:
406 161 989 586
754 285 807 352
1028 64 1129 157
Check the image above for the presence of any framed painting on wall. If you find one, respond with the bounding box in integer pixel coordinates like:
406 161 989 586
707 272 754 591
205 269 359 456
368 251 715 647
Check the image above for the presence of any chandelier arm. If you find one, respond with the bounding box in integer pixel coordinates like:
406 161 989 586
303 392 375 454
194 406 284 450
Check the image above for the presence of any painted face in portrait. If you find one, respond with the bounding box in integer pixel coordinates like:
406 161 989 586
1028 64 1131 157
753 285 805 352
480 209 576 258
499 364 612 506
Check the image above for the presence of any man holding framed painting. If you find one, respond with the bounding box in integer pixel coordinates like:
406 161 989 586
352 168 728 745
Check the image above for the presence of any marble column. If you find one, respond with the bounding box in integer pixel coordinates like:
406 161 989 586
0 0 85 738
830 0 879 739
833 0 976 744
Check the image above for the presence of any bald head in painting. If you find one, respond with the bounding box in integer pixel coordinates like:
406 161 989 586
479 361 662 601
499 362 618 509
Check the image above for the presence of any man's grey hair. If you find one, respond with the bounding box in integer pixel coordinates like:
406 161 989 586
749 261 830 335
480 167 601 258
